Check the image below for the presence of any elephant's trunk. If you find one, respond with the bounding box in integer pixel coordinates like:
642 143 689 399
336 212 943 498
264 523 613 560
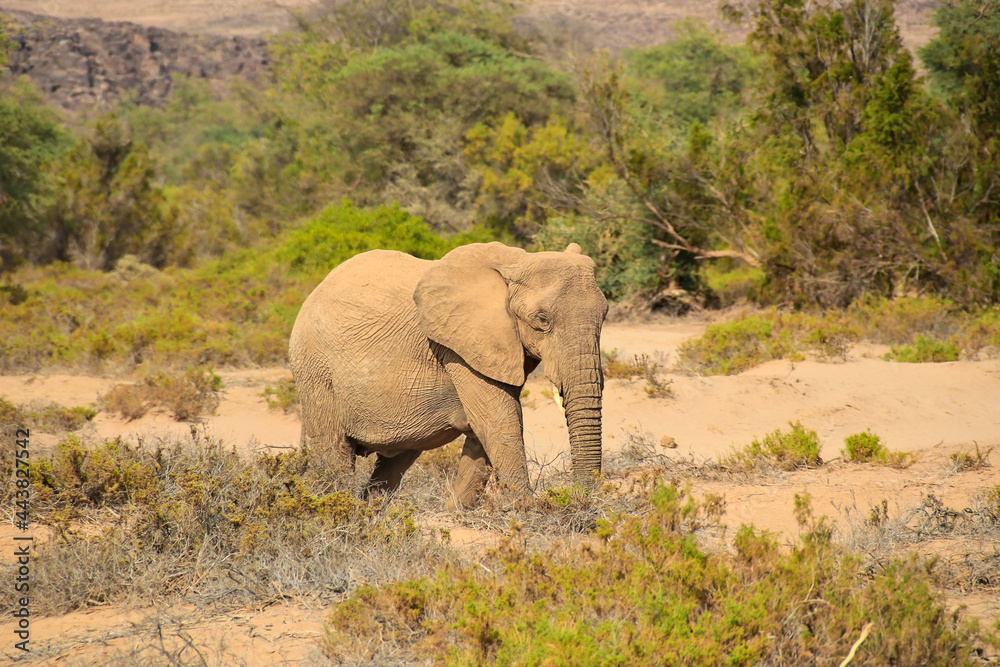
561 355 603 482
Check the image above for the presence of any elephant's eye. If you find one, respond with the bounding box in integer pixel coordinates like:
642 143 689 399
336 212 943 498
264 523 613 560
534 311 550 331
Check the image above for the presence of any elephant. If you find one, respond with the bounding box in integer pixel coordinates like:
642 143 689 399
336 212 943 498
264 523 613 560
288 241 608 507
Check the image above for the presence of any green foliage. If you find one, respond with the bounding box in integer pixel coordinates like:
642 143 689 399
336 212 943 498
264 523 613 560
886 336 960 363
0 396 20 427
322 32 576 230
278 201 491 274
565 53 752 302
676 297 1000 375
700 0 1000 307
47 112 181 270
4 0 1000 373
842 430 914 468
465 112 597 236
921 0 1000 139
843 430 886 463
0 79 68 268
720 421 823 472
125 77 263 186
300 0 526 52
701 262 765 307
677 315 796 375
535 208 663 301
26 436 161 508
625 21 760 126
324 485 991 664
0 14 15 67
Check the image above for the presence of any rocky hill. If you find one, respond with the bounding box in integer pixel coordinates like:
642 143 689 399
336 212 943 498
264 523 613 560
1 0 940 112
2 10 270 111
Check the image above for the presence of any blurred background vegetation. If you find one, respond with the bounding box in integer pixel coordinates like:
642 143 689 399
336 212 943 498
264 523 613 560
0 0 998 372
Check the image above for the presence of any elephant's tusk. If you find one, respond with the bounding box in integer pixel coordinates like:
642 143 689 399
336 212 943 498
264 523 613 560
552 384 565 414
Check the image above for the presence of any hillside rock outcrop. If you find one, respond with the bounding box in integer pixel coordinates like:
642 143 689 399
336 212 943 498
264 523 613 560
3 10 271 110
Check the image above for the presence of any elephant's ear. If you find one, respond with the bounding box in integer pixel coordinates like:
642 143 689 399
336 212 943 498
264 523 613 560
565 243 583 254
414 243 526 386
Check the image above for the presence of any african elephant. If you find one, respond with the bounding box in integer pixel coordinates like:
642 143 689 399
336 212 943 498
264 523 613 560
288 241 608 507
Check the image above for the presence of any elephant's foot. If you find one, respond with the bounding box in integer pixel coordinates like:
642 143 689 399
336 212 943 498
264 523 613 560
447 435 491 509
364 450 422 497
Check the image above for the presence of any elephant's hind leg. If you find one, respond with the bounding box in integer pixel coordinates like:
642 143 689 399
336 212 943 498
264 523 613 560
364 450 422 497
297 377 355 476
447 435 491 509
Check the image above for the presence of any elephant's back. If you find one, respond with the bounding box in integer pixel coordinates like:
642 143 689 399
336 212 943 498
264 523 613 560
292 250 431 338
314 249 431 298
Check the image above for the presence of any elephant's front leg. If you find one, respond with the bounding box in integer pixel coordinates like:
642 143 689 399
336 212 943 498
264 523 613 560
448 434 491 509
443 353 529 500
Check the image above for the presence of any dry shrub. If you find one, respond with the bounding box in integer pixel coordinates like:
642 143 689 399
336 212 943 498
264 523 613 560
602 349 673 398
948 443 994 473
395 438 464 508
601 348 645 379
841 486 1000 605
100 366 223 421
261 376 299 414
2 433 456 616
0 397 97 434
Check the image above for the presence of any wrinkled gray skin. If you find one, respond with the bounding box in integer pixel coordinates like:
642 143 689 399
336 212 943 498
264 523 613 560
289 241 608 507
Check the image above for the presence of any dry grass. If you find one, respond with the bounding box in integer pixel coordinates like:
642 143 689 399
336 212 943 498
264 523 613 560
602 349 674 398
100 366 224 421
0 397 97 434
0 432 458 617
839 486 1000 605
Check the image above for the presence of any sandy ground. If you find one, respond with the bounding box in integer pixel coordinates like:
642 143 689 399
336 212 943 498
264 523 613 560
2 317 999 662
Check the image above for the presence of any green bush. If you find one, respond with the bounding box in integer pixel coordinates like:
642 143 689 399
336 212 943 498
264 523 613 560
844 430 886 462
323 485 993 665
672 298 999 375
842 430 914 468
624 20 760 126
277 201 492 275
0 78 68 268
677 315 797 375
887 336 960 363
721 421 822 472
0 397 97 434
